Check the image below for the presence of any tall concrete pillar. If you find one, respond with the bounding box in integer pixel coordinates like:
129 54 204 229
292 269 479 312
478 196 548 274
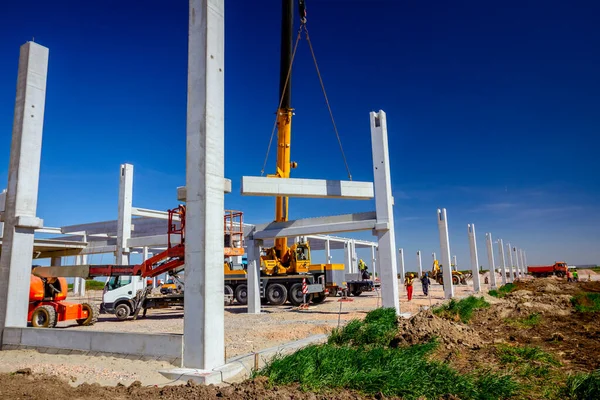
452 255 457 271
497 238 507 286
506 242 514 283
73 259 80 294
437 208 454 299
116 164 133 265
0 42 48 329
398 248 405 278
183 0 225 370
370 111 399 314
324 238 331 264
0 189 6 238
467 224 481 293
370 245 376 278
416 250 422 277
247 239 261 314
350 239 357 273
513 247 520 279
78 234 87 296
344 241 351 273
485 233 497 289
523 251 528 271
519 249 526 277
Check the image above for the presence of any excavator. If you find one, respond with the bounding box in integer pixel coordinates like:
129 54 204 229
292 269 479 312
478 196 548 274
430 259 468 286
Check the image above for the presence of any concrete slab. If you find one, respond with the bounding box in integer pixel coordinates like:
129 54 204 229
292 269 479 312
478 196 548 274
241 176 374 200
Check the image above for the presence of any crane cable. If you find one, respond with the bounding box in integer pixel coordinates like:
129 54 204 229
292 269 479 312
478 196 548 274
260 26 304 177
302 23 352 181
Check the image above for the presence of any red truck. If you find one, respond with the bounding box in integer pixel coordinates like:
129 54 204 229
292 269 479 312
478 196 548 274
527 262 568 278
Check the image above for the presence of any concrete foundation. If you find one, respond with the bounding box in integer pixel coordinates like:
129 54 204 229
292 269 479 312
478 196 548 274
0 42 48 330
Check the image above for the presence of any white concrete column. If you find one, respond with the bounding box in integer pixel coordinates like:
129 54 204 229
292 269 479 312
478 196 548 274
350 239 357 273
485 233 497 289
519 249 526 277
370 245 376 278
183 0 225 371
437 208 454 298
416 250 422 277
325 238 331 264
344 241 351 273
497 239 507 286
513 247 520 278
523 251 528 271
0 189 6 238
398 248 405 277
51 257 61 267
370 110 399 314
506 242 514 283
247 239 261 314
116 164 133 265
78 234 87 296
452 255 457 271
73 258 80 294
467 224 481 293
0 42 48 329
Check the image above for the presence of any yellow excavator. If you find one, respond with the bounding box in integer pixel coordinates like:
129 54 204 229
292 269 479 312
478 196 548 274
431 259 468 285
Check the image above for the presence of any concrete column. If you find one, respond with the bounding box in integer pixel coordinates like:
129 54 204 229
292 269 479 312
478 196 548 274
437 208 454 299
350 239 357 273
370 245 376 278
398 248 405 277
506 243 514 283
247 239 261 314
183 0 225 371
467 224 481 293
116 164 133 265
0 189 6 238
78 234 87 296
370 110 399 314
73 259 80 294
519 249 526 277
324 238 331 264
0 42 48 329
416 250 422 277
513 247 520 278
497 239 507 286
523 251 528 271
485 233 497 289
344 241 351 273
452 255 457 271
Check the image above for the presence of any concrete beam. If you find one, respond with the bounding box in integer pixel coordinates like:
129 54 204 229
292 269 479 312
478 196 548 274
183 0 225 370
370 110 399 314
0 42 49 329
252 212 377 240
241 176 374 200
177 179 232 202
127 234 181 248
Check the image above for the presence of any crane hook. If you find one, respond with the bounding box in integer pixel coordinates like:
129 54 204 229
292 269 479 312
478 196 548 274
299 0 307 24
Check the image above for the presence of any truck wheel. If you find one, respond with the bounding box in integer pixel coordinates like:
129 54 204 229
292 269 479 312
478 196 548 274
235 284 248 305
266 283 288 306
312 293 326 304
31 305 57 328
555 272 564 278
77 302 99 326
115 303 131 321
288 283 312 306
352 289 362 296
452 276 460 285
328 288 338 297
224 285 234 306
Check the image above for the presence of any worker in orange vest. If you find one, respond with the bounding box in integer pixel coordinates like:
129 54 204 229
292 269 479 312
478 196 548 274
405 273 415 301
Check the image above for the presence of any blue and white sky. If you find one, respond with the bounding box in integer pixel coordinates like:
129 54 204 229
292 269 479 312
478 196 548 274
0 1 598 268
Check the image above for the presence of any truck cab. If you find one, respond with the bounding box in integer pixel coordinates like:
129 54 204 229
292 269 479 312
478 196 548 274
102 275 144 319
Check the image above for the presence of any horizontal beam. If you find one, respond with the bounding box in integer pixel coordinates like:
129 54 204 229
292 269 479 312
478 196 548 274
252 212 377 240
80 245 117 255
132 207 180 220
177 178 232 201
241 176 374 200
127 234 181 248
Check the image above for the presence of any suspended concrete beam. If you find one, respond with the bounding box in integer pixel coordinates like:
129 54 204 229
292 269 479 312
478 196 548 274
0 42 49 329
370 110 399 314
437 209 454 299
252 212 377 240
176 179 232 202
467 224 481 293
241 176 374 200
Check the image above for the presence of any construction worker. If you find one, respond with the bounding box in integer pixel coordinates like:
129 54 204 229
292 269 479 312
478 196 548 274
573 269 579 282
358 259 367 272
405 273 415 301
566 268 573 282
421 272 430 296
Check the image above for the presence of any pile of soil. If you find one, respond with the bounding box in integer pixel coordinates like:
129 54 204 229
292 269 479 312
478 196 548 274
0 373 391 400
394 310 484 350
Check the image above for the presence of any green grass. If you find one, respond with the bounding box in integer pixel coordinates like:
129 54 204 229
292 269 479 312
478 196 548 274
498 345 560 378
433 296 490 323
560 370 600 399
489 283 517 298
571 293 600 313
256 340 517 400
328 307 397 347
67 280 106 291
505 312 542 329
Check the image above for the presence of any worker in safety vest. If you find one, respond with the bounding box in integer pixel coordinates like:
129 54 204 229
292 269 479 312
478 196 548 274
405 273 415 301
421 272 430 296
573 270 579 282
566 269 572 282
358 259 366 272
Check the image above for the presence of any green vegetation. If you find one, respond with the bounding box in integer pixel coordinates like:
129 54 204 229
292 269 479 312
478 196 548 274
433 296 490 323
571 292 600 313
67 280 105 291
505 312 542 329
488 283 516 298
257 307 517 399
498 345 560 377
561 370 600 399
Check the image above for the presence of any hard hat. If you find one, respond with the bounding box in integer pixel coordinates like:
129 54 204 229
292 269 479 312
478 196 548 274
410 273 414 278
360 259 364 262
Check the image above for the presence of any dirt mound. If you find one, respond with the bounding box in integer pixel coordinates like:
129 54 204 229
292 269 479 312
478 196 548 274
394 310 484 350
0 373 386 400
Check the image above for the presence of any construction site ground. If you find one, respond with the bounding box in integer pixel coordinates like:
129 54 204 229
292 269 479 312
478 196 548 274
1 273 599 399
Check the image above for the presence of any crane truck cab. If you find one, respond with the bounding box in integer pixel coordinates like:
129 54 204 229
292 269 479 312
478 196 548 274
102 275 145 320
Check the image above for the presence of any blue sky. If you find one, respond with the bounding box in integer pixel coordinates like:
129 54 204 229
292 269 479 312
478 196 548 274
0 1 598 268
